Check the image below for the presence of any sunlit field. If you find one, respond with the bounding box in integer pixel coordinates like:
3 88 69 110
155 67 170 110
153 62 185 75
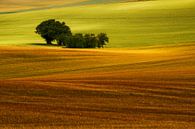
0 0 87 12
0 44 195 129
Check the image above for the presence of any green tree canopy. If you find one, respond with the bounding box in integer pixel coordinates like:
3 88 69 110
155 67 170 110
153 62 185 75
35 19 72 45
97 33 109 48
36 19 109 48
84 34 98 48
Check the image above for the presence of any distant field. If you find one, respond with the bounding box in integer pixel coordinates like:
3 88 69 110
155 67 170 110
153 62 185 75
0 44 194 128
0 0 195 47
0 0 86 12
0 0 127 12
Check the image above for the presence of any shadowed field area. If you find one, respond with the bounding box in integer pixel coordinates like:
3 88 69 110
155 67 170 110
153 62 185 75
0 44 194 128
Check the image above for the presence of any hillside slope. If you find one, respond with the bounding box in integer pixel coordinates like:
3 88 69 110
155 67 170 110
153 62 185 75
0 0 128 13
0 0 85 12
0 0 195 47
0 44 194 128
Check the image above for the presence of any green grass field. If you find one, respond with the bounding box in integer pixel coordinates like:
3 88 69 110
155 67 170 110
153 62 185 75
0 0 195 47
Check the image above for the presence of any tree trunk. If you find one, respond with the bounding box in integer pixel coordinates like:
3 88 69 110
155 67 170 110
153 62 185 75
57 41 62 46
46 40 52 45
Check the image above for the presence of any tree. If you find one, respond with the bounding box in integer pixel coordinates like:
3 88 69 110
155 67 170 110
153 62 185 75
56 34 71 46
84 34 98 48
66 33 86 48
97 33 109 48
35 19 71 45
35 19 109 48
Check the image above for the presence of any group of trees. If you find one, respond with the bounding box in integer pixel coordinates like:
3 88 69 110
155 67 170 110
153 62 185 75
35 19 109 48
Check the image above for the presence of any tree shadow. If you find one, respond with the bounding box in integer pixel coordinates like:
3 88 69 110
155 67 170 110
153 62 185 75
29 43 59 46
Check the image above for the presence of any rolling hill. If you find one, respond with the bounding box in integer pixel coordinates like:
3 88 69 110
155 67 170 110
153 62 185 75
0 44 194 129
0 0 128 13
0 0 195 47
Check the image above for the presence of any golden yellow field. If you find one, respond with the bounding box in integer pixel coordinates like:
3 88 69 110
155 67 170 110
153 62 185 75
0 44 194 129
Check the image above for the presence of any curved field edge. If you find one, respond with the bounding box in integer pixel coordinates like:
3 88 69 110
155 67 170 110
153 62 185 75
0 0 195 47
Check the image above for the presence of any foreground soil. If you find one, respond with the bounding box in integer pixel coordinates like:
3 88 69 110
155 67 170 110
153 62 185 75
0 44 195 129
